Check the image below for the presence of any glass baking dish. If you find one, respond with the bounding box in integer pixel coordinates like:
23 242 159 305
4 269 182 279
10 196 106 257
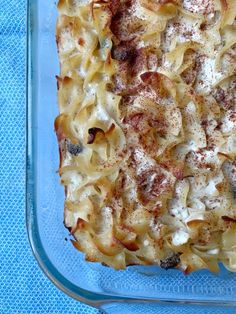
26 1 236 312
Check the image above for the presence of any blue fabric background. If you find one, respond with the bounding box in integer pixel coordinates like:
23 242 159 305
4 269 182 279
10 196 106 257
0 0 236 313
0 0 99 313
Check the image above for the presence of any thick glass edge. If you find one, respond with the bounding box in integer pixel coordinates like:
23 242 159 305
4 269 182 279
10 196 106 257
25 0 236 309
25 0 114 307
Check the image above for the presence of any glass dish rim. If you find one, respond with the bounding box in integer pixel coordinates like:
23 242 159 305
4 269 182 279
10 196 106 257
25 0 236 308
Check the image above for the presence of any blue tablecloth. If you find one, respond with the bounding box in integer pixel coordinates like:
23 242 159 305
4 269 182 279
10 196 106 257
0 1 98 313
0 1 236 313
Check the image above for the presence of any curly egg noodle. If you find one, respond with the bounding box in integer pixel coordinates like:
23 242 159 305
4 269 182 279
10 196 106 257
55 0 236 272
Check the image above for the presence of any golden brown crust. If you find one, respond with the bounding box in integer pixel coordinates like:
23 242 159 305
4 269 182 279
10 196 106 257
56 0 236 271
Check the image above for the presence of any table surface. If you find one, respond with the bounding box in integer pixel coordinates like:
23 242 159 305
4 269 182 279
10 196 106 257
0 1 235 313
0 1 98 313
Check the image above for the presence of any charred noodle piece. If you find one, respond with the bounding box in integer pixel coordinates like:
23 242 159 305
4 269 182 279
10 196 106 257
56 0 236 272
160 253 181 270
67 141 83 155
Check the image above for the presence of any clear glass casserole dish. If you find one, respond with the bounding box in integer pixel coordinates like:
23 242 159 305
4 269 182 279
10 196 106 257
26 1 236 312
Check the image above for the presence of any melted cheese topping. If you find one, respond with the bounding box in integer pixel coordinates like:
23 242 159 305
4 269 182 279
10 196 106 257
56 0 236 272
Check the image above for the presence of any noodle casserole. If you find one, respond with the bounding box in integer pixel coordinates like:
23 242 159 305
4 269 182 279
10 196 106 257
55 0 236 272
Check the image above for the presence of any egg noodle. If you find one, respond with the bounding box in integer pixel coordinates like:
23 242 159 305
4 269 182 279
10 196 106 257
56 0 236 272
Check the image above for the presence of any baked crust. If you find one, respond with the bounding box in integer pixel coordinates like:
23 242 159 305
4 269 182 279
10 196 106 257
56 0 236 271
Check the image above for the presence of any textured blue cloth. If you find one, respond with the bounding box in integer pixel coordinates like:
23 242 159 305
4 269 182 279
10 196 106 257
0 1 98 313
0 1 236 314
